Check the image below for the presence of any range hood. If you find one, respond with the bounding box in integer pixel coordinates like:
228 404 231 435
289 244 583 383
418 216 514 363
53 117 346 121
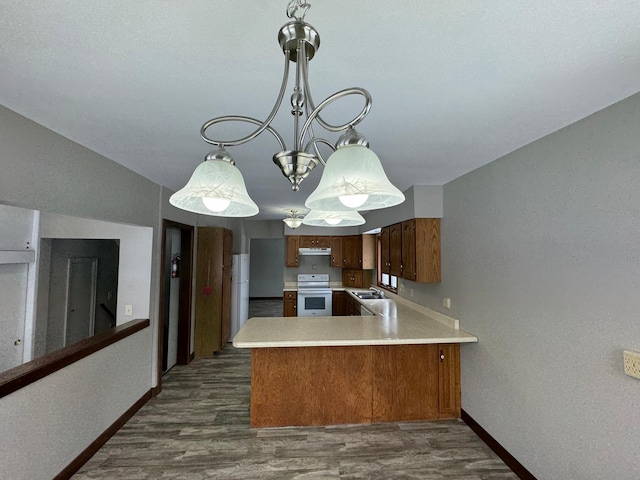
299 247 331 256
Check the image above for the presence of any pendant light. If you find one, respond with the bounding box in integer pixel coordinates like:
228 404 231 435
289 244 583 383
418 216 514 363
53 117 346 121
305 128 405 211
169 0 404 218
283 209 304 229
169 147 258 217
302 209 365 227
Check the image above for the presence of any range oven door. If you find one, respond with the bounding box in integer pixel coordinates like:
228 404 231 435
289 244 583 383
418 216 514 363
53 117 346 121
297 289 332 317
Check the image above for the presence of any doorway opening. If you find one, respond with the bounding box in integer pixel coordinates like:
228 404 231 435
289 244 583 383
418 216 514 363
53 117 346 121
158 220 194 387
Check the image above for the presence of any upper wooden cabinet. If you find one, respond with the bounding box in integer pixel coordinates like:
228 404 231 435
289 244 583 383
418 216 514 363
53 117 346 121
380 226 390 274
330 236 342 267
342 235 375 269
286 234 374 269
285 236 299 267
389 223 402 277
299 235 331 248
402 218 441 283
379 218 441 283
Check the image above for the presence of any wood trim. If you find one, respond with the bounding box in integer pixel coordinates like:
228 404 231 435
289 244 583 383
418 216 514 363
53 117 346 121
0 318 149 399
158 219 195 393
177 226 194 365
461 409 537 480
53 389 152 480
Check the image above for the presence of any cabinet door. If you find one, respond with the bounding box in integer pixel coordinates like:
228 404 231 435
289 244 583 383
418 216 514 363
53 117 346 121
285 236 299 267
438 343 461 418
195 227 225 358
380 226 390 274
342 269 362 288
401 220 417 281
299 236 315 248
332 291 347 315
331 236 342 267
342 235 362 269
372 345 439 422
389 223 402 277
315 236 331 248
283 291 297 317
415 218 441 283
223 228 233 268
220 271 232 348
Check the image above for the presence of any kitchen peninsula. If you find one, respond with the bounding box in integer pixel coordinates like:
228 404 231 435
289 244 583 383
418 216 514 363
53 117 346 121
233 290 477 428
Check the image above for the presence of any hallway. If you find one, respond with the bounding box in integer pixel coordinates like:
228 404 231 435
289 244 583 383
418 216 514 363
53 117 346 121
73 347 517 479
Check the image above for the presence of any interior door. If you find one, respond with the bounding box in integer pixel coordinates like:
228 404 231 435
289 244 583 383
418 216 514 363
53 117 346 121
0 263 28 371
64 257 98 346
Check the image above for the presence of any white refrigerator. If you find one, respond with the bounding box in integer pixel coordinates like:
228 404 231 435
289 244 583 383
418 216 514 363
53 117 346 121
230 254 250 338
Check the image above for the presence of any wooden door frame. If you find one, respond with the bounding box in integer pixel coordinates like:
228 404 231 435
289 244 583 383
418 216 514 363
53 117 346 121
157 219 194 394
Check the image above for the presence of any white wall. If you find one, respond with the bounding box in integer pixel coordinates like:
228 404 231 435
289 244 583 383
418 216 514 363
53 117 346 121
0 329 151 480
249 238 285 297
405 92 640 479
0 106 162 479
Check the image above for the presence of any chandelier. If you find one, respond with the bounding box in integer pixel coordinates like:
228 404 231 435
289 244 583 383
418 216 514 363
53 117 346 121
170 0 405 217
283 209 304 229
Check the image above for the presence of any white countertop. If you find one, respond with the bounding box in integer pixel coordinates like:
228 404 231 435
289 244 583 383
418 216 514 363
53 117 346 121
233 288 478 348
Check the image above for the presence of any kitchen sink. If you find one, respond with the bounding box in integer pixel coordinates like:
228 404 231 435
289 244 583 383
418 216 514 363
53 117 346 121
352 291 386 300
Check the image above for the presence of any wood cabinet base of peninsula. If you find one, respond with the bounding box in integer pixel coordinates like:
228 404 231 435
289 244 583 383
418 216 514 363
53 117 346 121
250 344 460 428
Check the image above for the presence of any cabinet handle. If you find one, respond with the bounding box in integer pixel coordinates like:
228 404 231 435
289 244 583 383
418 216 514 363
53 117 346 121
440 350 445 362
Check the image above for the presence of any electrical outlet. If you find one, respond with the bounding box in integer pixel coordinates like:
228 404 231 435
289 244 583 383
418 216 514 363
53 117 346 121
125 304 133 316
623 350 640 379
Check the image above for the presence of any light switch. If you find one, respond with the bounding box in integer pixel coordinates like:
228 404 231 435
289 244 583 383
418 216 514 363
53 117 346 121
125 304 133 316
442 297 451 309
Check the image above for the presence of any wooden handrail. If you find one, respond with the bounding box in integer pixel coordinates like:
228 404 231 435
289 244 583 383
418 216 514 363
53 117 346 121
0 318 149 399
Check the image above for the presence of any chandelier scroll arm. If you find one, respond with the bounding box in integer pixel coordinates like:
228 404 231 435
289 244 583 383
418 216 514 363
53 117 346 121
299 87 372 144
200 52 292 148
302 138 334 166
201 116 287 152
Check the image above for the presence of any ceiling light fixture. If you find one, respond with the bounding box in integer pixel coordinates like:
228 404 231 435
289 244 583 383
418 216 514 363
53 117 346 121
170 0 404 218
283 209 304 229
169 147 259 216
302 209 365 227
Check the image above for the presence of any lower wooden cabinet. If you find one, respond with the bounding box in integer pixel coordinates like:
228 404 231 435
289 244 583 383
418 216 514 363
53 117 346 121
437 343 461 418
250 343 461 427
332 291 347 315
283 291 297 317
345 294 361 316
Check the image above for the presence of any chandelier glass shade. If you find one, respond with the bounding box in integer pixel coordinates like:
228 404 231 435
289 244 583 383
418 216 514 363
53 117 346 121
171 0 404 218
169 149 258 217
302 209 365 227
305 145 405 211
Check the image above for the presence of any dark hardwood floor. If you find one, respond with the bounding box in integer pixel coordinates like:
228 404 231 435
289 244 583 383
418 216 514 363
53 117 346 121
73 346 518 479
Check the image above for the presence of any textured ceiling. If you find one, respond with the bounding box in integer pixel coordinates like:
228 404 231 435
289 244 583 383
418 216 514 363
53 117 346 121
1 1 639 219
